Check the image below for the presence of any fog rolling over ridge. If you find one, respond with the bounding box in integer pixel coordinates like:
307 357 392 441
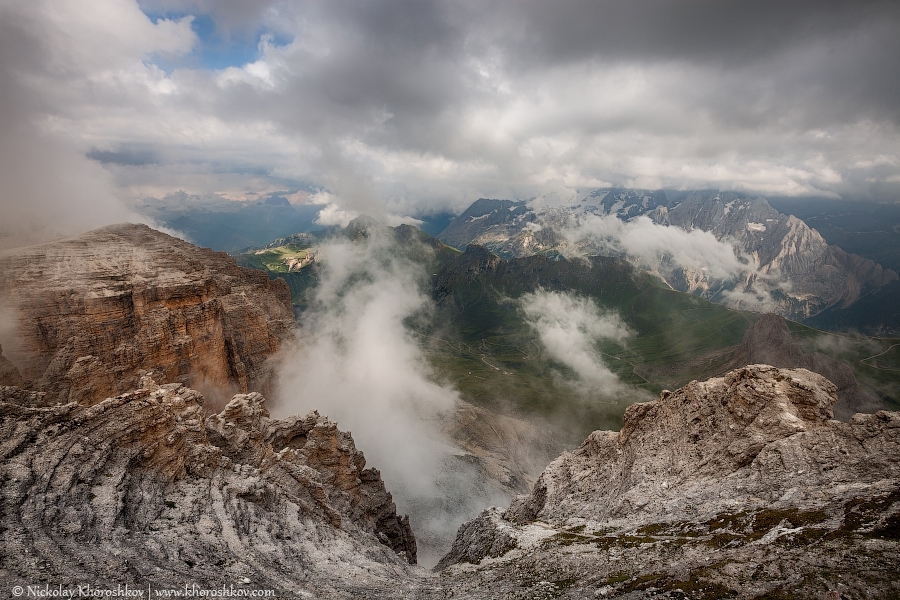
561 212 785 312
271 229 509 567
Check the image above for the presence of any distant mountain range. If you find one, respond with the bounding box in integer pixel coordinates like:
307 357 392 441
438 190 900 333
234 217 900 429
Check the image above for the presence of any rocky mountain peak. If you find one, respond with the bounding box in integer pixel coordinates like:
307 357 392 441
0 376 418 595
727 313 882 418
0 223 295 406
437 365 900 598
433 244 504 303
438 191 898 322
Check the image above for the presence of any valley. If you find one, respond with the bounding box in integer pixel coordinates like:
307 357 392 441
1 219 898 597
236 217 900 436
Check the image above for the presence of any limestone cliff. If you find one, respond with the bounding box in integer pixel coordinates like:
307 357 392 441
0 224 294 406
437 365 900 599
0 378 418 598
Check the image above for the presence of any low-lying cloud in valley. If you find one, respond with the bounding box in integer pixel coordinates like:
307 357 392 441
561 212 784 312
520 289 631 398
272 230 506 566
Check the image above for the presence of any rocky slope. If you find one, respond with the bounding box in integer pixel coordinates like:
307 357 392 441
436 365 900 599
0 376 419 598
438 191 897 322
725 314 883 419
0 223 295 406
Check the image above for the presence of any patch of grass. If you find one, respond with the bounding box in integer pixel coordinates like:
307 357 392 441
660 573 738 599
705 508 830 542
542 531 593 548
838 488 900 534
237 244 312 274
603 573 630 585
619 573 662 593
775 527 830 547
873 513 900 539
705 533 743 548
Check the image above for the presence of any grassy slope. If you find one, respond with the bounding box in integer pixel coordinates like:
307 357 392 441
237 244 312 273
424 251 759 436
236 229 899 438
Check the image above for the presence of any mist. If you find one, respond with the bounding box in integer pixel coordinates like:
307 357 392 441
520 290 631 398
272 228 509 567
0 0 180 249
561 213 783 312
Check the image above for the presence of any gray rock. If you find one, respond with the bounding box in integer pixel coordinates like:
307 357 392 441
435 365 900 599
0 379 419 597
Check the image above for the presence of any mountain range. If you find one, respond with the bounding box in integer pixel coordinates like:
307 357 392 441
1 219 898 596
437 190 900 333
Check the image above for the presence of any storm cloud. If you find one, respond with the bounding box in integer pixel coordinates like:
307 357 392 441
1 0 899 236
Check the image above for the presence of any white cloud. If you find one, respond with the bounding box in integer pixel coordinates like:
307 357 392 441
520 290 631 398
3 0 900 240
272 232 507 566
313 202 359 227
565 214 748 281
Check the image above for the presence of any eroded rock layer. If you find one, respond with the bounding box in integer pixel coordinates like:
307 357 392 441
0 224 295 406
0 379 418 598
436 365 900 599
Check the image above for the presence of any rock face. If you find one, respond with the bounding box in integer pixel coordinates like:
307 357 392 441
0 377 418 598
649 192 896 317
0 343 23 387
0 224 295 406
727 313 883 419
436 365 900 599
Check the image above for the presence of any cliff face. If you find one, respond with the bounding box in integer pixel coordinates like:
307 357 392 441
437 365 900 599
0 224 295 406
0 377 417 597
652 193 897 317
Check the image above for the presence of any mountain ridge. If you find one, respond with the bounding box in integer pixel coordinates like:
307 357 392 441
437 191 898 328
436 364 900 598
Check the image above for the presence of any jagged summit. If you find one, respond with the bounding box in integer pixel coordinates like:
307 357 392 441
437 364 900 598
438 191 898 323
0 378 418 596
725 313 882 419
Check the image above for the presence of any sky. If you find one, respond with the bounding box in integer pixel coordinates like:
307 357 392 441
1 0 899 241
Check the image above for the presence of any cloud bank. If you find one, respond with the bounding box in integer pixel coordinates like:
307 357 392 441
2 0 899 240
272 230 507 566
561 213 784 312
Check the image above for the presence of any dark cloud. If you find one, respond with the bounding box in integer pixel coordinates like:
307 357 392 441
87 147 161 166
479 1 899 67
2 0 899 234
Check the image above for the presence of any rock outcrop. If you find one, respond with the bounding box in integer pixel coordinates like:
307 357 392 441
650 193 897 317
0 343 23 386
727 313 883 419
436 365 900 599
0 377 418 598
0 224 295 406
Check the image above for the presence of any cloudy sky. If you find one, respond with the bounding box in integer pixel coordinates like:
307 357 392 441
2 0 899 240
